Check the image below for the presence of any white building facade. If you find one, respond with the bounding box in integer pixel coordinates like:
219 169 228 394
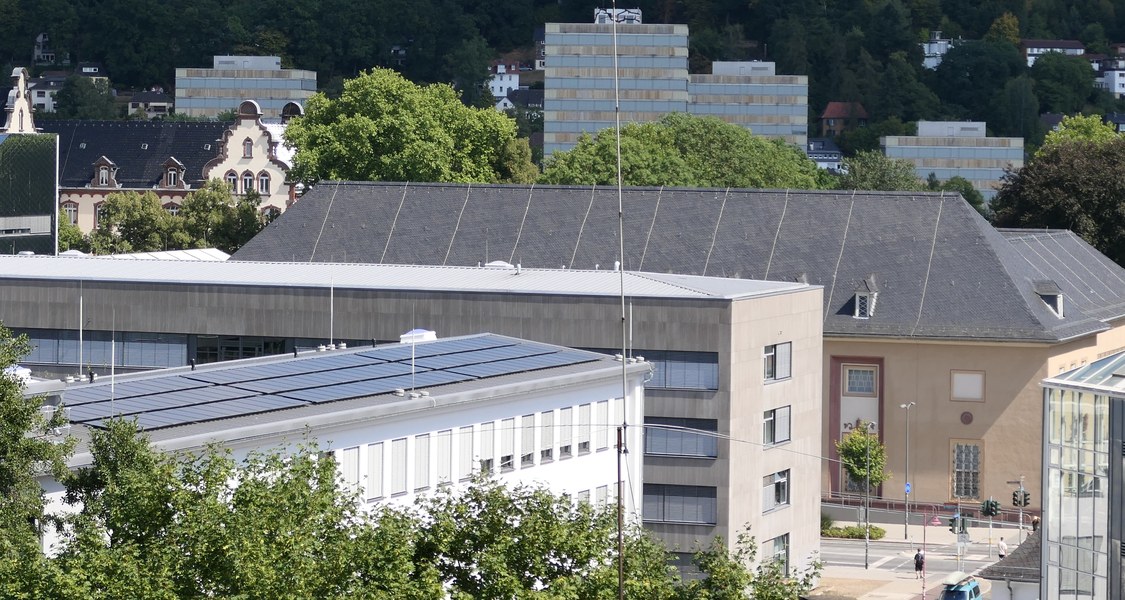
174 55 316 119
882 120 1024 200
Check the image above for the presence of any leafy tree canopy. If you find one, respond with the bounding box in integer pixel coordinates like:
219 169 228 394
284 68 534 185
540 113 826 189
1030 52 1098 114
927 173 988 216
837 150 924 191
48 76 118 120
1039 113 1121 153
991 137 1125 265
835 420 890 487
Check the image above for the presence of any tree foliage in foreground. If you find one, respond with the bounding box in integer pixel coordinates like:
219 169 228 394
835 420 889 488
1 408 820 598
837 151 924 191
284 68 537 185
991 138 1125 265
540 113 828 189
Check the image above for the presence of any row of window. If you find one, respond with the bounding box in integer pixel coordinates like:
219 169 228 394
338 399 623 498
224 170 272 195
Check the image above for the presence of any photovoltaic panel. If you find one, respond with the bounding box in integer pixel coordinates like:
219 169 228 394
229 361 423 394
279 370 475 403
60 376 213 406
67 385 265 423
449 351 599 379
358 336 515 362
86 394 310 430
412 344 555 369
183 353 385 385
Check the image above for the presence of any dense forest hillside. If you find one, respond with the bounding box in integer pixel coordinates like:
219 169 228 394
6 0 1125 142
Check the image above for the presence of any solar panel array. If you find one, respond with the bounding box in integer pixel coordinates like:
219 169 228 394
61 335 600 431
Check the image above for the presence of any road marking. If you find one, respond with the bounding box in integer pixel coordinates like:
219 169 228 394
871 555 896 569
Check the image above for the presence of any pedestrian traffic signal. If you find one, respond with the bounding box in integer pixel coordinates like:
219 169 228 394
1021 490 1031 507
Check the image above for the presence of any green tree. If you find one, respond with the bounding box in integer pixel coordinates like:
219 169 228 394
933 40 1024 121
58 219 90 253
838 151 924 191
991 76 1043 142
984 12 1022 46
51 76 119 120
178 179 264 253
835 420 890 488
927 174 988 216
838 116 912 155
0 325 74 598
88 190 179 254
285 68 530 185
991 138 1125 265
1030 52 1097 114
540 113 824 189
1039 113 1120 152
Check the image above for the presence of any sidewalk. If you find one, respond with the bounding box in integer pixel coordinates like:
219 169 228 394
810 521 1022 600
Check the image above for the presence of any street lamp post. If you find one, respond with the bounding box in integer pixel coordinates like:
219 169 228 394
900 402 915 540
864 420 877 570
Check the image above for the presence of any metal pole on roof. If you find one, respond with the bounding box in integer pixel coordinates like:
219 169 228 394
612 3 627 599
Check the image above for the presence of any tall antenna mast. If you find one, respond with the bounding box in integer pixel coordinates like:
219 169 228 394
611 2 628 599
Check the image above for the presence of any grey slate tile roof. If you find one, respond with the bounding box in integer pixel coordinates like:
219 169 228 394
37 120 228 188
978 530 1041 583
232 182 1125 342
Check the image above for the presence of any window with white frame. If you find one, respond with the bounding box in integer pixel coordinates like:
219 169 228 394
479 421 495 473
457 426 472 481
762 469 790 512
577 489 591 504
521 414 535 467
435 429 452 484
241 171 254 194
577 404 591 454
243 138 253 158
642 484 717 524
166 168 179 187
845 366 877 395
163 202 180 217
366 442 384 499
500 418 515 471
951 371 985 402
596 485 608 508
337 446 360 493
98 166 109 186
855 292 877 318
595 401 609 450
61 202 78 225
763 406 791 446
645 417 718 457
225 171 237 190
951 441 982 499
767 534 790 574
390 438 407 495
764 342 792 381
414 433 430 491
559 407 573 458
94 202 108 230
540 411 554 462
257 171 270 194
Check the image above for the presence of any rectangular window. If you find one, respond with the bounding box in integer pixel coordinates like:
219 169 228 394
540 411 554 462
643 484 717 525
366 442 384 499
951 371 985 402
845 366 877 395
762 469 790 512
763 406 792 446
767 534 790 574
457 426 473 481
167 169 178 187
577 404 591 454
642 350 720 390
595 401 609 450
391 438 407 495
501 418 515 471
337 446 360 493
436 430 452 484
414 434 430 491
596 485 609 508
559 407 573 458
764 342 792 381
951 441 983 499
480 422 495 474
521 414 536 467
577 489 591 504
645 417 718 457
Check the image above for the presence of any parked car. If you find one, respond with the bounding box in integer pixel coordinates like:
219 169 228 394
939 573 982 600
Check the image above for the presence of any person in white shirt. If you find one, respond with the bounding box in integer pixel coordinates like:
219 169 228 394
998 537 1008 559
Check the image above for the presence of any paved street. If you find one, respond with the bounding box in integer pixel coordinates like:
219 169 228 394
811 521 1028 600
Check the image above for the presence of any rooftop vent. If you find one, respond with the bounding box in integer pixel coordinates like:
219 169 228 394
400 329 437 344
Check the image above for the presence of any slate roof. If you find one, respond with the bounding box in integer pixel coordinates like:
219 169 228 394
231 182 1125 343
978 531 1041 583
37 120 228 188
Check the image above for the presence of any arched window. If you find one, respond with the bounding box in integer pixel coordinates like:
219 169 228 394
166 168 179 187
225 171 238 191
242 171 254 194
242 138 253 158
257 171 271 195
94 202 108 229
163 202 180 217
98 166 109 186
61 201 78 225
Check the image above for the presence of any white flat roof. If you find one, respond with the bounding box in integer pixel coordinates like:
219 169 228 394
0 255 812 301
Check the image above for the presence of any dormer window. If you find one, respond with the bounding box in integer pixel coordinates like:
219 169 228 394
98 166 109 186
1034 280 1064 318
853 274 880 319
167 168 178 187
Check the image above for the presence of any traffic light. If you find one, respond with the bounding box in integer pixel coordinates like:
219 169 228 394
1022 490 1031 507
981 498 1000 517
949 516 959 533
1012 490 1022 507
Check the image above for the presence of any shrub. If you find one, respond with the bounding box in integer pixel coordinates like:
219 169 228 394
821 525 886 540
821 512 835 532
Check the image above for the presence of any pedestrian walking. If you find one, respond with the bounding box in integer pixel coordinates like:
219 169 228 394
913 549 925 579
998 537 1008 559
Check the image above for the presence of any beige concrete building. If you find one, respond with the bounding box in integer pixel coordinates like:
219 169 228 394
174 55 316 119
231 183 1125 526
1 257 824 571
882 120 1024 201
